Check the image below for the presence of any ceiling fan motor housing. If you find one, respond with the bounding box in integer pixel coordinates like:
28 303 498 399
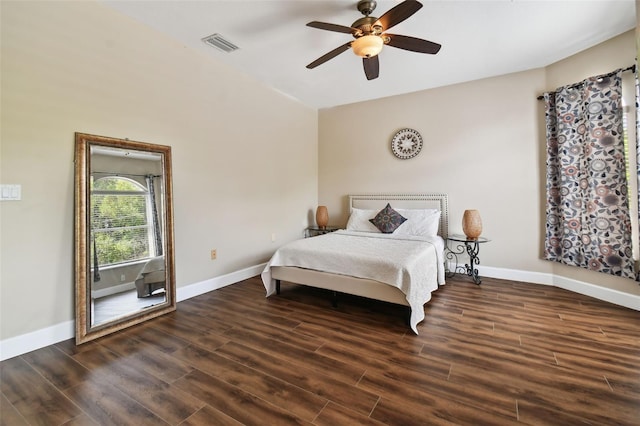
351 16 382 36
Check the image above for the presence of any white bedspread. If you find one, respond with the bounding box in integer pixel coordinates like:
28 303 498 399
261 230 445 333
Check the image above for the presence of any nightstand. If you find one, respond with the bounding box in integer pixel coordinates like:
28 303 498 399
305 226 340 238
445 234 491 284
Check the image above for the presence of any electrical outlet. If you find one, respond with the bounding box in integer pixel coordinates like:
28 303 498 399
211 249 217 260
120 274 126 282
271 233 277 242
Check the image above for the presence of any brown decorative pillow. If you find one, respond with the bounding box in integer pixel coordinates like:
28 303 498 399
369 203 407 234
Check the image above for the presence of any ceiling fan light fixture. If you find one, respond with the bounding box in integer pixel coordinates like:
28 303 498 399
352 35 383 58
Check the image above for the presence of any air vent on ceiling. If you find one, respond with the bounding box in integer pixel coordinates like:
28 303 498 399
202 33 239 53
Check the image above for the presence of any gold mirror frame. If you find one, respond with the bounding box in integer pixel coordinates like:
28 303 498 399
74 133 176 344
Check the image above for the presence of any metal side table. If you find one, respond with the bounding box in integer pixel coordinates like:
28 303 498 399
305 226 340 238
445 234 490 284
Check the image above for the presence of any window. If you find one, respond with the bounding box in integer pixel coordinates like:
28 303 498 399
91 176 155 267
622 71 639 262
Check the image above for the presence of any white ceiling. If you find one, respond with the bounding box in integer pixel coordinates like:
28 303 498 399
101 0 636 109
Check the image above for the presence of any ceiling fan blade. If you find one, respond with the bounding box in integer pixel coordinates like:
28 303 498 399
307 21 359 34
363 56 379 80
375 0 423 32
306 42 352 69
385 34 441 54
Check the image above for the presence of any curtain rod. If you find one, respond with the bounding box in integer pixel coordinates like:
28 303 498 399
536 64 636 100
92 171 162 178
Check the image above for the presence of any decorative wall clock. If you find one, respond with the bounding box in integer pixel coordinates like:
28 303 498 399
391 128 423 159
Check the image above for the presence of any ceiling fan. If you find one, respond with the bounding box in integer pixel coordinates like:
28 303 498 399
306 0 441 80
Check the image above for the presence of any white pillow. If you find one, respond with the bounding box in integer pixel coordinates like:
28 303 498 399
394 209 441 237
346 207 441 237
345 208 381 233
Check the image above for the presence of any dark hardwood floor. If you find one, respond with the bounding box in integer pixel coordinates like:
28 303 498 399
2 276 639 425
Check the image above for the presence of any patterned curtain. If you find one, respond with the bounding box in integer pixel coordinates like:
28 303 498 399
92 234 101 282
146 175 163 257
544 69 635 279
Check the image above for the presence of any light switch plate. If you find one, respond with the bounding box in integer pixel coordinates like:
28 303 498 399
1 184 21 201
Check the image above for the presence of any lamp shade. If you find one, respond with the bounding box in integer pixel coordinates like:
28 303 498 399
462 209 482 239
352 35 383 58
316 206 329 229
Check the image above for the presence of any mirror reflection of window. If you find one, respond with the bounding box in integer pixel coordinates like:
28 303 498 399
91 176 154 268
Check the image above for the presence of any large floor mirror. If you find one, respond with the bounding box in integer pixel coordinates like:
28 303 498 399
74 133 176 344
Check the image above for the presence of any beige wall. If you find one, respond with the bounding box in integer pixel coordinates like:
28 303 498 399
0 1 317 340
318 30 640 298
319 68 547 271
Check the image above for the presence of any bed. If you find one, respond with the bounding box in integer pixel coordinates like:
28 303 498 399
135 256 166 298
261 193 448 334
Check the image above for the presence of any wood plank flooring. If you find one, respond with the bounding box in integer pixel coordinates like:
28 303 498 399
2 276 639 425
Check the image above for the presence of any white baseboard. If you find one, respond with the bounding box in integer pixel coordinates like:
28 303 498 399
551 275 640 311
478 265 554 286
446 262 555 286
92 282 136 299
1 262 638 361
176 263 266 302
0 320 75 362
477 265 640 311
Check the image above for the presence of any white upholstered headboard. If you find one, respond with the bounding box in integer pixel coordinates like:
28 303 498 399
349 193 449 239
